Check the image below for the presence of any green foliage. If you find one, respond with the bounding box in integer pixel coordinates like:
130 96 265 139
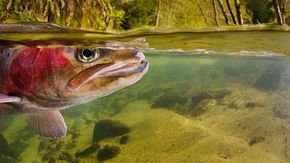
122 0 158 29
244 0 275 23
0 0 287 31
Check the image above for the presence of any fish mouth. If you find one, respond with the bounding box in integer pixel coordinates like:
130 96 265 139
67 51 148 90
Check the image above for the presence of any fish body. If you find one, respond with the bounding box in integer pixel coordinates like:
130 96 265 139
0 47 148 138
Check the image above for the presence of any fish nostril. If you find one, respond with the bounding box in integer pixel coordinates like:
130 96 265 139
140 60 148 69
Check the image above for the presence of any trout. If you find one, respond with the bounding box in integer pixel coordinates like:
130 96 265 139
0 47 148 138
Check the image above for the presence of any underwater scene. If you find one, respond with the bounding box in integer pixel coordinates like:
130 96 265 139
1 28 290 163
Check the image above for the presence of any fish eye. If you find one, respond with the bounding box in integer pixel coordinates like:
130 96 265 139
77 49 99 63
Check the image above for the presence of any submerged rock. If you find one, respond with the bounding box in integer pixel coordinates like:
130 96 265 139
248 136 265 146
97 145 120 161
0 133 9 156
152 94 187 109
119 135 129 145
93 120 130 143
75 143 100 157
189 89 231 117
191 93 211 108
151 88 231 117
255 64 284 91
245 102 264 108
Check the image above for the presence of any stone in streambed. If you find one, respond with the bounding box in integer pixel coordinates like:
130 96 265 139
97 145 120 161
75 143 100 157
255 65 284 91
119 135 129 144
93 120 130 143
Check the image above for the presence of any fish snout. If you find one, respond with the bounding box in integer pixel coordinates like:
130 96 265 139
134 51 148 72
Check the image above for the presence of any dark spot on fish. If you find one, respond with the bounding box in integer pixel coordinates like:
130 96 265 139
119 135 129 144
93 120 130 143
97 145 120 161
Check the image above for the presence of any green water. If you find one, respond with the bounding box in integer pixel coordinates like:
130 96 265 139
1 28 290 162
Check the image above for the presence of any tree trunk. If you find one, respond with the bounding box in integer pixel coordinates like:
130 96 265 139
280 0 288 25
6 0 13 11
234 0 243 25
226 0 237 24
273 0 283 25
196 0 209 25
155 0 161 27
212 0 220 26
216 0 230 24
167 0 176 27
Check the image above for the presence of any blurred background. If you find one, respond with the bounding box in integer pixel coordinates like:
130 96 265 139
0 0 289 31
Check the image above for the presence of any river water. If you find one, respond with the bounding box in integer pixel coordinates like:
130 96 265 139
1 25 290 162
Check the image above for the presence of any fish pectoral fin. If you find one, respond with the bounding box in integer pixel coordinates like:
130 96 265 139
29 111 67 138
0 94 21 103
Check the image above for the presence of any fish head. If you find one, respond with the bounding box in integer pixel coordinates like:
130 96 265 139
62 47 148 103
7 47 148 108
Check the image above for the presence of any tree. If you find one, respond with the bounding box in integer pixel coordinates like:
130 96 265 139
226 0 237 24
216 0 230 24
196 0 209 25
212 0 220 26
235 0 243 24
246 0 275 24
273 0 288 25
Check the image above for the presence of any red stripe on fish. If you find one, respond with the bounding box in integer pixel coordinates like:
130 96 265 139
6 48 70 94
